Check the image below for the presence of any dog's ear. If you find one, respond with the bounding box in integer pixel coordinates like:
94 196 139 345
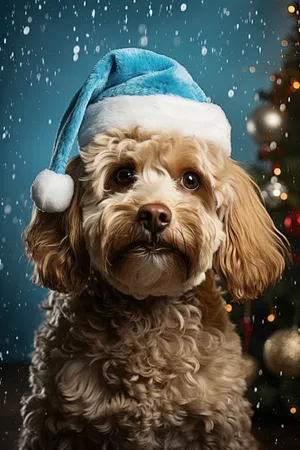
213 159 290 302
24 156 90 296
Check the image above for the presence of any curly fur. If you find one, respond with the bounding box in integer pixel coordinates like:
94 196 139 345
19 127 290 450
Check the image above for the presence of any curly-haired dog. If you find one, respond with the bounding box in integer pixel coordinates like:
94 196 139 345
19 127 288 450
19 48 289 449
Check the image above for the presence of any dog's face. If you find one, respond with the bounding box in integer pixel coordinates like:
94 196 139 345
81 131 225 298
24 127 289 301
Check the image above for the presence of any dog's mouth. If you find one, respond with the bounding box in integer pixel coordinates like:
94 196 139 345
128 242 176 254
115 240 184 257
110 239 192 280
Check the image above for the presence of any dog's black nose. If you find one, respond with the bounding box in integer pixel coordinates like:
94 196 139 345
138 203 172 233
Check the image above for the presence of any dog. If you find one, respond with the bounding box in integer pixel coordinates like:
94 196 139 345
19 127 289 449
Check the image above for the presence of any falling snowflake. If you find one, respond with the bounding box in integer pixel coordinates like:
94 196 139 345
201 46 207 56
4 205 12 215
138 24 147 34
139 36 148 47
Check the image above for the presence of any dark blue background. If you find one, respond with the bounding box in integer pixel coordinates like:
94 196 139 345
0 0 291 361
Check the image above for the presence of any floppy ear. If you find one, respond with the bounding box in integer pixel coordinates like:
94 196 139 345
24 156 90 295
213 159 290 302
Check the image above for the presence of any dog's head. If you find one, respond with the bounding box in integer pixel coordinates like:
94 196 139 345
24 127 289 301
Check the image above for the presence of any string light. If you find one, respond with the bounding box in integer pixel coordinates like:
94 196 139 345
269 75 276 82
249 66 256 73
225 304 233 312
281 40 288 47
293 80 300 89
274 167 281 176
285 216 292 228
290 407 297 414
288 5 296 14
267 313 276 322
281 192 288 201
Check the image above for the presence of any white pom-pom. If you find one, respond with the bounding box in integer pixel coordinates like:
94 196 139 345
31 169 74 213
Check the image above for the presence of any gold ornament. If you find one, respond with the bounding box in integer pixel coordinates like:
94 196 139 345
263 328 300 377
246 102 287 144
242 353 260 386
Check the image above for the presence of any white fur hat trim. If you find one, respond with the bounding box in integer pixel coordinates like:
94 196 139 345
78 95 232 156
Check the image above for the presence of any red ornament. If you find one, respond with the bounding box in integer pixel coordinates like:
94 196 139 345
275 147 284 156
284 208 300 237
260 144 271 159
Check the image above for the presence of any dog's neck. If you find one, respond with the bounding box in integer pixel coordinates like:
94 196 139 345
65 268 229 342
85 268 224 313
87 273 171 311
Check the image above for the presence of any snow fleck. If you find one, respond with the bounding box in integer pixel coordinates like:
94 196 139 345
73 45 80 54
73 54 79 62
174 36 181 47
95 45 100 53
4 205 12 215
23 26 30 35
91 9 95 18
139 36 148 47
228 89 234 98
201 46 207 56
180 3 187 12
28 16 32 23
138 24 147 34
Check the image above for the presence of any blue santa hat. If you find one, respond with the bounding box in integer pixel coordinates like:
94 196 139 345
31 47 231 213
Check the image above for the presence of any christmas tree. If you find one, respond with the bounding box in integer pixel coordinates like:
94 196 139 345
227 3 300 420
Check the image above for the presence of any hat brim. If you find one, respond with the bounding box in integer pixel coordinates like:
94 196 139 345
78 94 231 156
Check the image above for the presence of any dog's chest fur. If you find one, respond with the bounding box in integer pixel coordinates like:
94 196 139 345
32 271 249 449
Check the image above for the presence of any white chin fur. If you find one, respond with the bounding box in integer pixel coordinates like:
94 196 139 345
102 252 206 299
31 169 74 213
108 271 206 300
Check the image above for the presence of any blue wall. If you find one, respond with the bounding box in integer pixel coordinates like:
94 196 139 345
0 0 292 361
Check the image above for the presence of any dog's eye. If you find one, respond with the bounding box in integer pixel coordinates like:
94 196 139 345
114 167 135 185
181 172 200 191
